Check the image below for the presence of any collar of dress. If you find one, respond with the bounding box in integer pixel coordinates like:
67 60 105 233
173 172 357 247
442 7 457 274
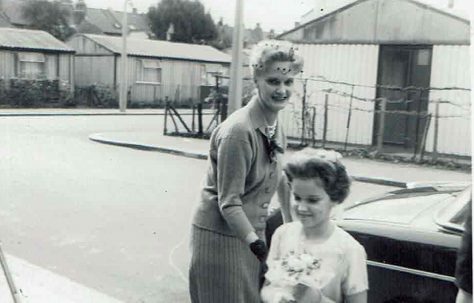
248 96 282 139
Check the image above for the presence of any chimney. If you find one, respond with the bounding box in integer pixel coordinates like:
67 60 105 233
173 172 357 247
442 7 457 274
294 22 300 27
132 7 137 14
166 23 174 41
448 0 454 8
74 0 87 25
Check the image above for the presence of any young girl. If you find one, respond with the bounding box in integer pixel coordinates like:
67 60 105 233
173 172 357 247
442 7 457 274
261 149 368 303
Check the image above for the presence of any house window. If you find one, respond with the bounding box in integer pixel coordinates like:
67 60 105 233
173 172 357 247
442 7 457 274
137 59 161 84
17 52 46 79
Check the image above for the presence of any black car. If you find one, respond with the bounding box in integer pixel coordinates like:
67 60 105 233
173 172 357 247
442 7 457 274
266 184 471 303
338 184 471 303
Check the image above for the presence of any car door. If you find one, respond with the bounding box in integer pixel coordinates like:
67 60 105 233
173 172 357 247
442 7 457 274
349 230 459 303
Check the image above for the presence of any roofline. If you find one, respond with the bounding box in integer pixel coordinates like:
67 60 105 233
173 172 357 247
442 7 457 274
79 34 116 54
278 0 470 39
76 52 231 65
87 6 148 16
278 0 371 38
131 54 231 65
404 0 470 24
76 34 231 65
0 46 75 54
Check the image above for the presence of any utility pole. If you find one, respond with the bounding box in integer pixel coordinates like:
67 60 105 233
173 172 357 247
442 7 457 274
227 0 244 115
119 0 129 112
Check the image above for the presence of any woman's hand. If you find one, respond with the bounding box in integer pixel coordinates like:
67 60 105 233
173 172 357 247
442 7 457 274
292 283 322 303
249 239 268 262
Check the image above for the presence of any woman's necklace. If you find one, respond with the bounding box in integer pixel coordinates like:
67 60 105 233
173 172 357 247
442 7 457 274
265 121 277 138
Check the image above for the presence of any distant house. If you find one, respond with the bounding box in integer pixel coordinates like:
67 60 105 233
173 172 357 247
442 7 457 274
0 27 74 88
278 0 470 157
216 20 272 50
75 7 150 38
0 0 30 28
67 34 231 105
0 0 150 38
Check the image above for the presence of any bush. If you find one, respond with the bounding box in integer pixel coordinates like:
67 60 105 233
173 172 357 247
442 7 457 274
0 78 73 108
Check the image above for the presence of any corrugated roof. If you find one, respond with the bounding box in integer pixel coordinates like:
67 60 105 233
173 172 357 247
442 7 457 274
0 28 75 52
81 8 149 35
1 0 30 26
279 0 469 40
82 34 231 64
83 8 122 35
415 0 469 20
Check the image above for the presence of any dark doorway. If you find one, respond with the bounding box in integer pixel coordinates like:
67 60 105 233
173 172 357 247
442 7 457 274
374 45 432 150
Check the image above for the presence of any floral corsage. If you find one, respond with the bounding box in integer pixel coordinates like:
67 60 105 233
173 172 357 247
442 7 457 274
265 250 334 302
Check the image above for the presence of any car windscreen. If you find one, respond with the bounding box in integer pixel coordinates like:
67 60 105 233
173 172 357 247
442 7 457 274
342 193 453 224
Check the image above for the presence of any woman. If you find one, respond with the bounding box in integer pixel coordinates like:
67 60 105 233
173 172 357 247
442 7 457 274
261 149 368 303
189 40 303 303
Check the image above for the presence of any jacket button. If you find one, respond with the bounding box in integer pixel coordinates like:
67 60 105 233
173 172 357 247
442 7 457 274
259 216 267 223
261 202 269 209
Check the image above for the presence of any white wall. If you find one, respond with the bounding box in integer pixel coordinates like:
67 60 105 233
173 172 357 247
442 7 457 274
280 43 379 145
426 45 471 156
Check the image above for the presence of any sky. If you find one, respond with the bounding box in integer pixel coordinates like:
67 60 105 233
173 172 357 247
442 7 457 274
83 0 471 33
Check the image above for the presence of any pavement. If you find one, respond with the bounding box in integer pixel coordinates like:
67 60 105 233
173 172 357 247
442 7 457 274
0 253 123 303
89 131 471 188
0 108 166 117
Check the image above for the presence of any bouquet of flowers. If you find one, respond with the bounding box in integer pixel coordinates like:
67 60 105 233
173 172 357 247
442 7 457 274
265 250 334 302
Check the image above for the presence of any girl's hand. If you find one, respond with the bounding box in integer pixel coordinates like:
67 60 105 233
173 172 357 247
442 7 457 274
292 283 322 303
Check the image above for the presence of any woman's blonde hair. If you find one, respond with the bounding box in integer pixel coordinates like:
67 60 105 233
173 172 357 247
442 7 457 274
249 40 304 79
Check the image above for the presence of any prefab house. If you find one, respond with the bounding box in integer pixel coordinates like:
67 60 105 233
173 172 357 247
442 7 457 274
67 34 231 105
278 0 470 157
0 27 74 90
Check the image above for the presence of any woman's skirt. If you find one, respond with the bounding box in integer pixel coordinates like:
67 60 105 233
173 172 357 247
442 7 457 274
189 225 262 303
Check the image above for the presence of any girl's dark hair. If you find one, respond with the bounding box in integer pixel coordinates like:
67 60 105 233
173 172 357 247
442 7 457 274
284 150 351 203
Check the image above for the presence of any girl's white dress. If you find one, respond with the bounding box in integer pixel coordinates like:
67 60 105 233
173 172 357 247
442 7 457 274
261 222 369 303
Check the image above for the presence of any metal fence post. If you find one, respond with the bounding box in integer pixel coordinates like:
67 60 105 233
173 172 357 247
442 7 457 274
376 98 387 154
322 94 329 148
413 90 423 159
344 85 355 152
418 113 432 162
163 101 168 135
192 104 195 133
220 98 228 122
311 107 316 147
301 78 308 145
432 101 440 161
197 102 203 136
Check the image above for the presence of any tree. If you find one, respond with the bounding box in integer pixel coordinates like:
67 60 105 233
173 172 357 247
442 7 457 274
22 0 75 41
148 0 217 44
